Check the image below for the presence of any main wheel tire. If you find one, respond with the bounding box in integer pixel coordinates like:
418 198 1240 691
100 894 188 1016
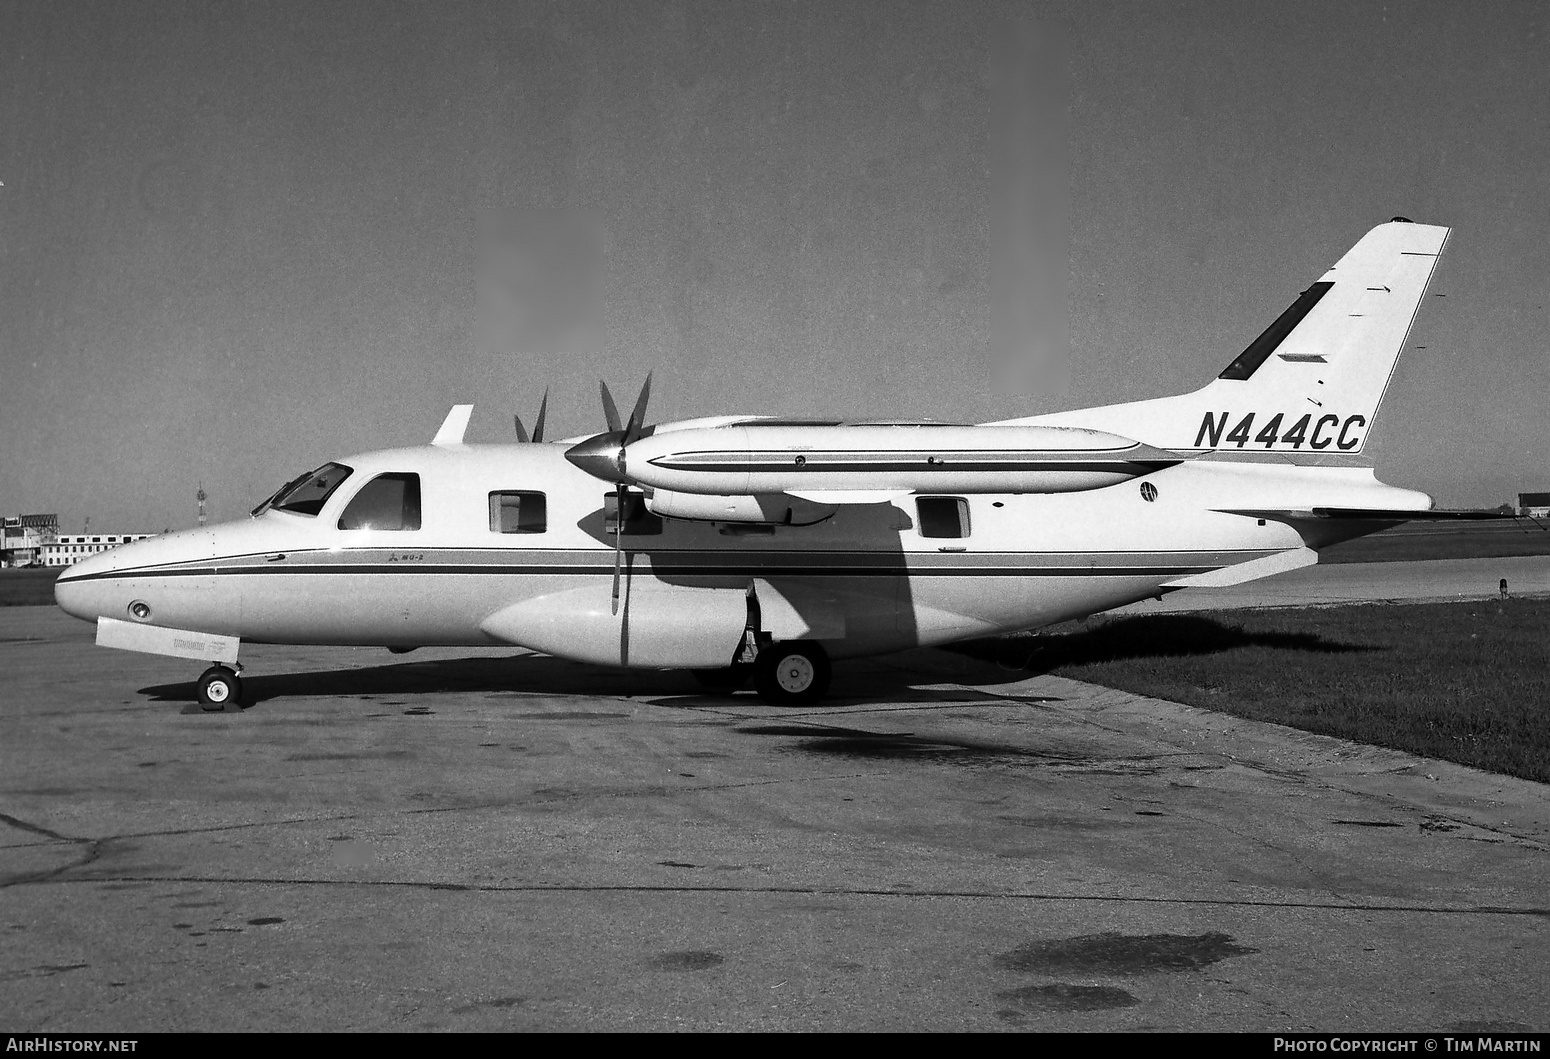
197 666 242 711
753 641 831 706
691 664 753 690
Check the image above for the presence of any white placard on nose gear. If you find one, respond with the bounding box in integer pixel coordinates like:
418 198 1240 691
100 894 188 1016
97 617 240 664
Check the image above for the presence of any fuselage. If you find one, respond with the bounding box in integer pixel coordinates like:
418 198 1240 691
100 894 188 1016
54 440 1429 668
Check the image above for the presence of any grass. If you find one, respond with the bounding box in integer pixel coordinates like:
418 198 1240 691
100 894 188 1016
0 568 59 606
965 599 1550 784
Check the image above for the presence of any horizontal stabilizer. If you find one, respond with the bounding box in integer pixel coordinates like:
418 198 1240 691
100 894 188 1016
1224 507 1511 522
1312 507 1510 521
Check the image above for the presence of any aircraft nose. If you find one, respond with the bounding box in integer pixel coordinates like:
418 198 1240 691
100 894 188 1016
52 531 196 624
54 554 113 622
564 431 630 484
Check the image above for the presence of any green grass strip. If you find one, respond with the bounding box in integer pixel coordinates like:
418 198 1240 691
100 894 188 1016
985 599 1550 784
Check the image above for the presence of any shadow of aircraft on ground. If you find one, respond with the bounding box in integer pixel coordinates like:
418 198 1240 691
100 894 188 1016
137 615 1375 713
948 613 1380 672
136 649 1054 713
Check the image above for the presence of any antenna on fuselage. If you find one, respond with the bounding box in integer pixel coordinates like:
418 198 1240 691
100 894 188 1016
431 405 475 446
197 482 207 527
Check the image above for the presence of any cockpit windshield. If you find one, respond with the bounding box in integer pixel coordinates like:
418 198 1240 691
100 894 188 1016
252 463 354 517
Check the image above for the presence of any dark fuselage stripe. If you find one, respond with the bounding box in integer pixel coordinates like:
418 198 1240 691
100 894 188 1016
59 546 1271 584
63 562 1215 582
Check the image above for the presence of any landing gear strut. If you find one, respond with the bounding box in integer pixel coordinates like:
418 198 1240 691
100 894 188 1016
197 664 243 711
753 640 831 706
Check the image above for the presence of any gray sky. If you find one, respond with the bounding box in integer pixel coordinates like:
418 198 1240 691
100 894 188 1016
2 0 1546 530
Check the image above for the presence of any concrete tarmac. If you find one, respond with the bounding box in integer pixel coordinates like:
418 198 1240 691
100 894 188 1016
2 606 1546 1032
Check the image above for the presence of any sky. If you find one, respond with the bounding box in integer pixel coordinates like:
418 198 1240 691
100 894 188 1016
2 0 1547 531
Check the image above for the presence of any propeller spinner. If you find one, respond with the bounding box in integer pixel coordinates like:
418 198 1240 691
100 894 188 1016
563 374 654 613
564 374 652 484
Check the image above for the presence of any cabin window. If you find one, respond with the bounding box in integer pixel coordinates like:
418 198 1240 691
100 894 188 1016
916 496 970 538
604 490 662 536
265 462 354 516
489 491 547 533
338 473 422 531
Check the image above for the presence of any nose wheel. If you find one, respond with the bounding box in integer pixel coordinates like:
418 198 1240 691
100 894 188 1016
753 641 831 706
197 664 244 711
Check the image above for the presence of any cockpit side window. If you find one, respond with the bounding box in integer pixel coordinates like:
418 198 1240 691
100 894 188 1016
259 463 354 517
337 473 422 531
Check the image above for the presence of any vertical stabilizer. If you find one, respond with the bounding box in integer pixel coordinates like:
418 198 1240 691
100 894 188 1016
1003 220 1449 457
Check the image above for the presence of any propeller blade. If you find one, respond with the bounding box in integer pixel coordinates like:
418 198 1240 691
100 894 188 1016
611 484 626 614
513 414 529 444
600 381 622 434
624 372 653 442
532 388 549 444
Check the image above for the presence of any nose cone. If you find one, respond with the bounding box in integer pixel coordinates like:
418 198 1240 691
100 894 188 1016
54 569 88 620
54 548 119 622
52 525 219 624
564 431 629 483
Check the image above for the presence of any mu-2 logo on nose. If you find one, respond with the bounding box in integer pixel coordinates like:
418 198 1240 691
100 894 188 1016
1194 411 1366 451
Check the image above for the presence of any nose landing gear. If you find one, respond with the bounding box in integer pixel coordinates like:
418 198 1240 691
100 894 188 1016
197 664 244 711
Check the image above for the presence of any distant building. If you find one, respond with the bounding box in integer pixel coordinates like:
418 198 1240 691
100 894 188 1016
2 514 59 567
42 533 157 567
1519 492 1550 517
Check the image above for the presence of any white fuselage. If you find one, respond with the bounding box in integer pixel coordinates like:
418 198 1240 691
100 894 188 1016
54 441 1427 668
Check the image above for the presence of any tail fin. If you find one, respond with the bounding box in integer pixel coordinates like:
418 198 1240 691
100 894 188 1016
1008 219 1449 456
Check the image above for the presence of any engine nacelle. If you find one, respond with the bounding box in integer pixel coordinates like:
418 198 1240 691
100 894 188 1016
646 489 837 526
611 423 1181 497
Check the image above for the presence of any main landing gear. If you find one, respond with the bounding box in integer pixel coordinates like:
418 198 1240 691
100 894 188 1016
752 640 831 707
695 641 833 705
197 664 244 711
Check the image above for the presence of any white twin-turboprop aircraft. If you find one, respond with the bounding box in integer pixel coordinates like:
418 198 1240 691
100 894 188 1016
58 219 1485 708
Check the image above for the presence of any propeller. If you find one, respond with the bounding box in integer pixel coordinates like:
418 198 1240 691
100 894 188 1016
610 482 626 613
562 374 654 613
600 380 622 434
564 373 653 485
513 388 549 444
